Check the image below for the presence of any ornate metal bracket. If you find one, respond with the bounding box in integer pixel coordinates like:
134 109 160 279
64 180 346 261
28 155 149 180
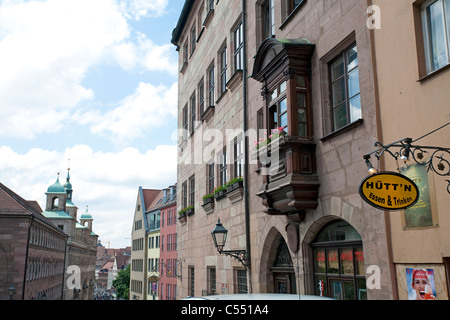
219 249 248 268
363 137 450 193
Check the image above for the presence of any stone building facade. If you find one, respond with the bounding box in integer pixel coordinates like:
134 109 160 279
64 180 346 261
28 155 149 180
0 182 67 300
172 0 398 300
42 171 98 300
172 0 250 297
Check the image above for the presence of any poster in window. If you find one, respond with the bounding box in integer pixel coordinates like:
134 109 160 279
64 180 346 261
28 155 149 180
406 268 437 300
400 164 432 228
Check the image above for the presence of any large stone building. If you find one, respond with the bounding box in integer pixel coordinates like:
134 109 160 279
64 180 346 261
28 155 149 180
42 171 98 300
171 0 450 300
0 182 67 300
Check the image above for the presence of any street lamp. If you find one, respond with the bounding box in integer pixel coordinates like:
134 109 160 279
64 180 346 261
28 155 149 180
8 286 15 300
211 219 248 267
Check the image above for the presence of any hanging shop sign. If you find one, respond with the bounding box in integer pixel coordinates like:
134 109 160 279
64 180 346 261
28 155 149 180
359 172 419 210
148 275 160 282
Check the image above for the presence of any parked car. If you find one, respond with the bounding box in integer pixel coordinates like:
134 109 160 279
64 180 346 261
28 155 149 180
182 293 335 300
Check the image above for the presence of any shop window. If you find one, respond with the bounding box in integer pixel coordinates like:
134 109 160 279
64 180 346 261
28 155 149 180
311 220 367 300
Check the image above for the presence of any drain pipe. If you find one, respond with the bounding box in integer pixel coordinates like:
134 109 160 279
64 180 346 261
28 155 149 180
242 0 252 294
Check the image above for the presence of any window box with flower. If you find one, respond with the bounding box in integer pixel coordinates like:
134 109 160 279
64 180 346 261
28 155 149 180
251 127 287 161
202 193 215 214
226 176 244 204
178 205 195 222
213 184 228 201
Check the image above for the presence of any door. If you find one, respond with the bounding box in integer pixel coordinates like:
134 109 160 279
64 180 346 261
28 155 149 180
274 272 296 294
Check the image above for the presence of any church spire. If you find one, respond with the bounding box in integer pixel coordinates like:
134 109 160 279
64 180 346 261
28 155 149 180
64 159 73 201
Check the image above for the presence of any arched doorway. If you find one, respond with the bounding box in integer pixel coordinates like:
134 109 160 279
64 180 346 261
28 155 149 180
310 220 367 300
270 237 297 294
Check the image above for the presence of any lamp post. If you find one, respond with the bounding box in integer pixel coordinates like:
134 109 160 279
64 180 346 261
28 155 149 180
8 286 15 300
211 219 248 268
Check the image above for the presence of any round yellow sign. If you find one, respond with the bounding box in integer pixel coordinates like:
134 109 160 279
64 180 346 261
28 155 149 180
359 172 419 210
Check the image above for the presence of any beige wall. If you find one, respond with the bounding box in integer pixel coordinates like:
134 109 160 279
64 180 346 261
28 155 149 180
372 0 450 299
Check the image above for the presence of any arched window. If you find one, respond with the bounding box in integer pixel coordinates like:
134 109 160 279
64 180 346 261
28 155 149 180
51 197 59 210
270 237 297 294
311 220 367 300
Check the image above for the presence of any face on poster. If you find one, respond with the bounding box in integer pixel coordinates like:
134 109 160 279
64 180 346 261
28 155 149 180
406 268 437 300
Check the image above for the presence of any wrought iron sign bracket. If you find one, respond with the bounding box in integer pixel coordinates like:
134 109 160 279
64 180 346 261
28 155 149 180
218 249 248 268
363 137 450 193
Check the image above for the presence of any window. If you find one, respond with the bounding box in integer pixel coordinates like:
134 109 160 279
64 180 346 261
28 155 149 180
189 175 195 207
189 266 195 297
208 267 217 295
191 24 196 54
236 269 248 293
183 40 189 65
208 0 214 12
198 79 205 116
287 0 305 16
263 0 275 40
190 92 196 134
208 161 215 194
220 45 227 94
218 150 227 186
234 138 244 178
182 181 187 208
234 21 244 72
182 105 188 139
296 75 309 137
330 44 361 131
268 81 288 134
311 220 366 300
422 0 450 73
208 64 215 106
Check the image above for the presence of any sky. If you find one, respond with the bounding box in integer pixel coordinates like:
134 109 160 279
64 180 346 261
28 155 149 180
0 0 184 249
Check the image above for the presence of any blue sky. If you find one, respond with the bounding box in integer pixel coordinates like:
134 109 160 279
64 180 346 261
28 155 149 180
0 0 184 248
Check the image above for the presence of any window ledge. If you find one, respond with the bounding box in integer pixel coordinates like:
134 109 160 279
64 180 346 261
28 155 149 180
201 105 215 123
180 61 188 74
216 89 228 104
197 26 205 42
418 63 450 83
226 70 243 92
320 119 364 143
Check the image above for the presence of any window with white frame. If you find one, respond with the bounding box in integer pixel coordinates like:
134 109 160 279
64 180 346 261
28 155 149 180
329 44 361 131
422 0 450 73
208 63 215 106
234 21 244 72
220 45 227 94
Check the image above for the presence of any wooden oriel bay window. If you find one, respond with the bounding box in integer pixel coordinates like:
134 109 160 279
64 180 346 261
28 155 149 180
251 38 320 217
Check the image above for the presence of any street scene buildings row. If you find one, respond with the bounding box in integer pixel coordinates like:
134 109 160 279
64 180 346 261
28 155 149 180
130 185 178 300
166 0 450 300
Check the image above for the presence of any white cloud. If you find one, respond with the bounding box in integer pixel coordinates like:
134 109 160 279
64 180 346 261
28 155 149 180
0 144 177 248
111 32 178 75
119 0 168 20
0 0 175 140
75 81 177 145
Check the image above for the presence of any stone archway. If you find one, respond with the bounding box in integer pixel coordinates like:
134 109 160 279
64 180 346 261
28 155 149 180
259 226 297 294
